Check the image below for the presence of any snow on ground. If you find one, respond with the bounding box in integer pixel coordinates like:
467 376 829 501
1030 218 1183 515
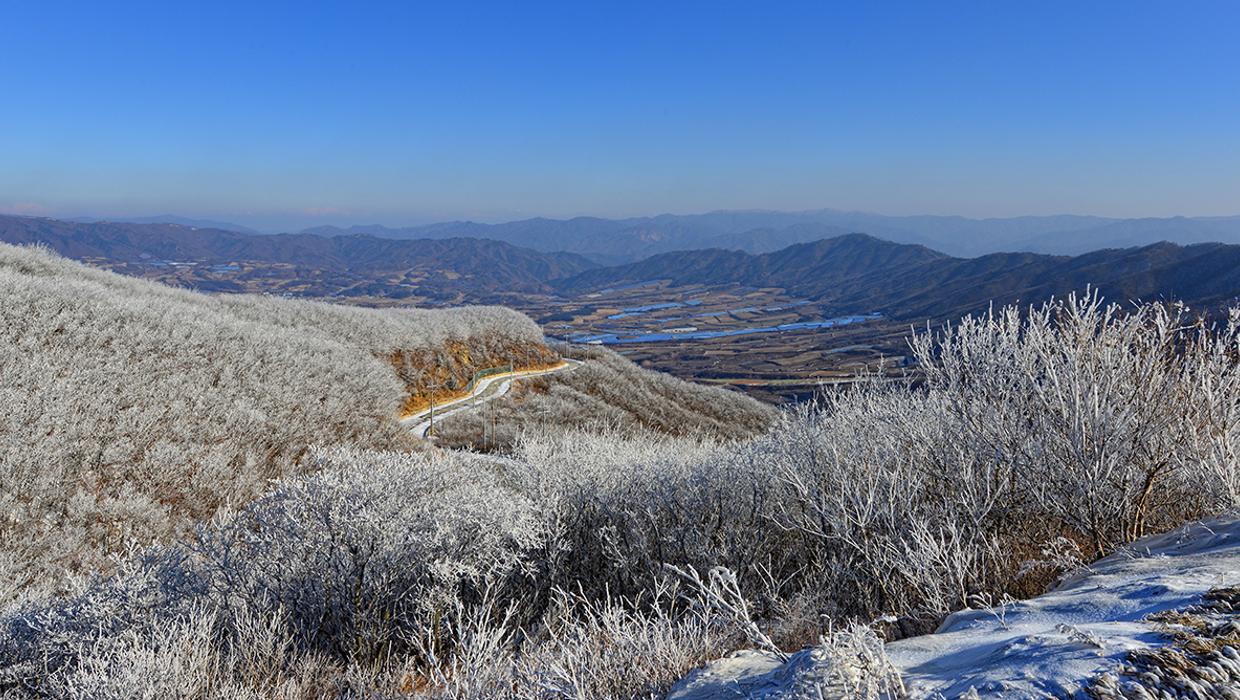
667 516 1240 699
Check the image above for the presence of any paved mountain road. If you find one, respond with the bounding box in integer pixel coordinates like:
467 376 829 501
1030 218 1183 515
400 358 581 439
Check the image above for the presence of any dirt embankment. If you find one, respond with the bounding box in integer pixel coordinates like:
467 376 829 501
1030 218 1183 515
388 339 560 417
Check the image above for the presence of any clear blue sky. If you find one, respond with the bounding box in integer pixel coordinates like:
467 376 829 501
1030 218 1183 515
2 1 1237 230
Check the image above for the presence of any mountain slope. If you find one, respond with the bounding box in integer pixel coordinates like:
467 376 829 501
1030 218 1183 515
69 215 262 234
0 215 597 297
557 234 946 293
558 235 1240 319
0 242 557 604
301 210 1240 262
1014 215 1240 255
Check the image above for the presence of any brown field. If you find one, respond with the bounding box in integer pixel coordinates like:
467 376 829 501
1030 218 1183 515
513 281 912 404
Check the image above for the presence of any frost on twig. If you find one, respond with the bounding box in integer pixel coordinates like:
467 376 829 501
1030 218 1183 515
665 563 789 662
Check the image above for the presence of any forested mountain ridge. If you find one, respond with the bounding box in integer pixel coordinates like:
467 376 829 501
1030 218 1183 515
556 234 947 294
301 209 1240 262
558 234 1240 319
10 214 1240 322
0 214 597 297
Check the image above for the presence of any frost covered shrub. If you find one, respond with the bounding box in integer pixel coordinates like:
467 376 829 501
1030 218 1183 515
0 447 747 700
407 583 743 700
761 293 1240 624
762 624 905 700
485 382 1018 630
0 447 545 694
191 447 546 663
504 428 799 603
509 586 743 699
7 280 1240 697
762 385 1010 620
0 243 548 605
763 294 1240 621
910 292 1240 553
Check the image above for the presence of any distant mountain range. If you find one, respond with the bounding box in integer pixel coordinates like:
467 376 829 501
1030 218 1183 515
299 210 1240 263
6 214 1240 319
68 215 262 235
556 233 1240 320
0 215 596 297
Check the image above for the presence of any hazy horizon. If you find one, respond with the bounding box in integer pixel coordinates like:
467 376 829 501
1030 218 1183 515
4 1 1238 231
13 206 1238 238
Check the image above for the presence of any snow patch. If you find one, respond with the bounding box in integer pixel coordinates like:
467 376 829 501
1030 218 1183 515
667 516 1240 699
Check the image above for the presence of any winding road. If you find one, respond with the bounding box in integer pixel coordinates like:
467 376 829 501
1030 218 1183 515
400 358 581 439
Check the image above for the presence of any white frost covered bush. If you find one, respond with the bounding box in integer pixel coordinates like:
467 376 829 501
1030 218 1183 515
764 293 1240 620
0 448 544 694
193 447 546 662
0 447 744 699
910 292 1240 552
769 624 905 700
5 270 1240 699
0 243 546 605
506 427 795 601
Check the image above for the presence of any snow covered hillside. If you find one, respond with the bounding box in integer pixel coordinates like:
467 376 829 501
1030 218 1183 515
669 516 1240 699
5 272 1238 698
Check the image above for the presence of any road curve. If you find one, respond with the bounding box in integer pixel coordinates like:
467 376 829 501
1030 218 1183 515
400 358 581 439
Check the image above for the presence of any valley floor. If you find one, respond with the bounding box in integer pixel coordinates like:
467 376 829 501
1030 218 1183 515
518 280 909 403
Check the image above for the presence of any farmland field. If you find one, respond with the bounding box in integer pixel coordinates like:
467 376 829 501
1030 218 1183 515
515 281 910 403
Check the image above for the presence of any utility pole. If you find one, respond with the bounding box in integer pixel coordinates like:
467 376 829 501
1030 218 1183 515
428 383 435 437
426 360 441 439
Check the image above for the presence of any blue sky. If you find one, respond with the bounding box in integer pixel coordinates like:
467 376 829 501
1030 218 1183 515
2 1 1237 230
